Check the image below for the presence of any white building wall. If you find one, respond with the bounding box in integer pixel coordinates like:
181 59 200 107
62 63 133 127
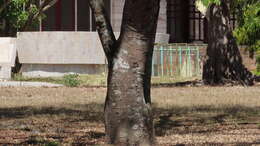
0 38 16 79
17 32 106 64
16 31 169 77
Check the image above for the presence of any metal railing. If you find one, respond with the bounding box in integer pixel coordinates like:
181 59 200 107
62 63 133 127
152 43 207 77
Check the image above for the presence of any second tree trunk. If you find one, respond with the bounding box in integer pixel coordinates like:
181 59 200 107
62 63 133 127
203 2 254 85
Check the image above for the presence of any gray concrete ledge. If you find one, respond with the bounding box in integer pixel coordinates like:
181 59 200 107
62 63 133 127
21 64 106 77
0 81 63 87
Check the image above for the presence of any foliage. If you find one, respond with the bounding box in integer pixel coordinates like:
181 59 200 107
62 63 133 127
233 1 260 70
252 70 260 76
198 0 260 49
0 0 56 36
44 141 60 146
0 0 37 33
63 74 81 87
7 0 38 28
199 0 221 7
197 0 260 51
196 0 221 16
234 0 260 69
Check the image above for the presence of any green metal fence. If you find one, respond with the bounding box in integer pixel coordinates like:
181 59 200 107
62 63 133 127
152 43 207 77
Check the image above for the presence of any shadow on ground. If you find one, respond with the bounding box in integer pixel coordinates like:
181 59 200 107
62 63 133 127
0 103 104 122
152 80 203 87
174 142 260 146
0 103 259 145
154 105 260 136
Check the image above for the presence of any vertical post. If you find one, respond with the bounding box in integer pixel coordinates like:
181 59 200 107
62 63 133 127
188 46 191 77
170 44 173 76
90 9 92 31
178 46 182 75
196 46 200 76
152 46 155 76
160 45 164 76
104 58 108 74
157 46 160 76
75 0 78 31
110 0 113 25
167 45 170 76
185 45 188 77
39 0 42 31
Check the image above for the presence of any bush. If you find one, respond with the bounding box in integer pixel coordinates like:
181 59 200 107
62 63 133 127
63 74 80 87
233 2 260 55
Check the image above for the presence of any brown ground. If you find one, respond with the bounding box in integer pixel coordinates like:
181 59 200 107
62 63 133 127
0 86 260 145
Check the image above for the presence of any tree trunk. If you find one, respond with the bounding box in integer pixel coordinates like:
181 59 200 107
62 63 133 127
89 0 160 145
203 1 254 85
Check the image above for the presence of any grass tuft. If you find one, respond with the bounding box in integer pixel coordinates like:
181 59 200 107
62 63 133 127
63 74 80 87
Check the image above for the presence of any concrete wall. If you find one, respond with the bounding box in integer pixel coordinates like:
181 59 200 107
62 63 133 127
16 0 170 77
0 38 16 66
17 32 107 77
17 32 106 64
0 33 255 78
17 32 169 77
0 38 16 79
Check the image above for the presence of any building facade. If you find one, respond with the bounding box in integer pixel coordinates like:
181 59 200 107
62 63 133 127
39 0 236 43
0 0 240 79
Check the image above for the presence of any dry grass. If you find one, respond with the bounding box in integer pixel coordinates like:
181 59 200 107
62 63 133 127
153 86 260 107
12 74 200 87
0 86 259 145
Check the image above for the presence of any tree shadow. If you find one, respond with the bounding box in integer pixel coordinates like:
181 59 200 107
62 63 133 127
0 103 104 123
154 105 260 136
0 103 106 144
0 103 259 145
152 80 203 87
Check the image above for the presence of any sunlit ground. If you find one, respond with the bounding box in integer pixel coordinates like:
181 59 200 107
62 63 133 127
0 86 259 145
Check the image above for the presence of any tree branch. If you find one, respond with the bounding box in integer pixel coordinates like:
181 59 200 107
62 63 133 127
21 0 58 31
89 0 116 60
32 0 58 20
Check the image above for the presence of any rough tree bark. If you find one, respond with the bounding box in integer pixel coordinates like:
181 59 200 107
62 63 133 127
203 0 254 85
89 0 160 145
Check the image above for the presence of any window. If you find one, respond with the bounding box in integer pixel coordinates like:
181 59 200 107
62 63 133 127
42 0 111 31
167 0 237 43
188 0 205 43
167 0 189 43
